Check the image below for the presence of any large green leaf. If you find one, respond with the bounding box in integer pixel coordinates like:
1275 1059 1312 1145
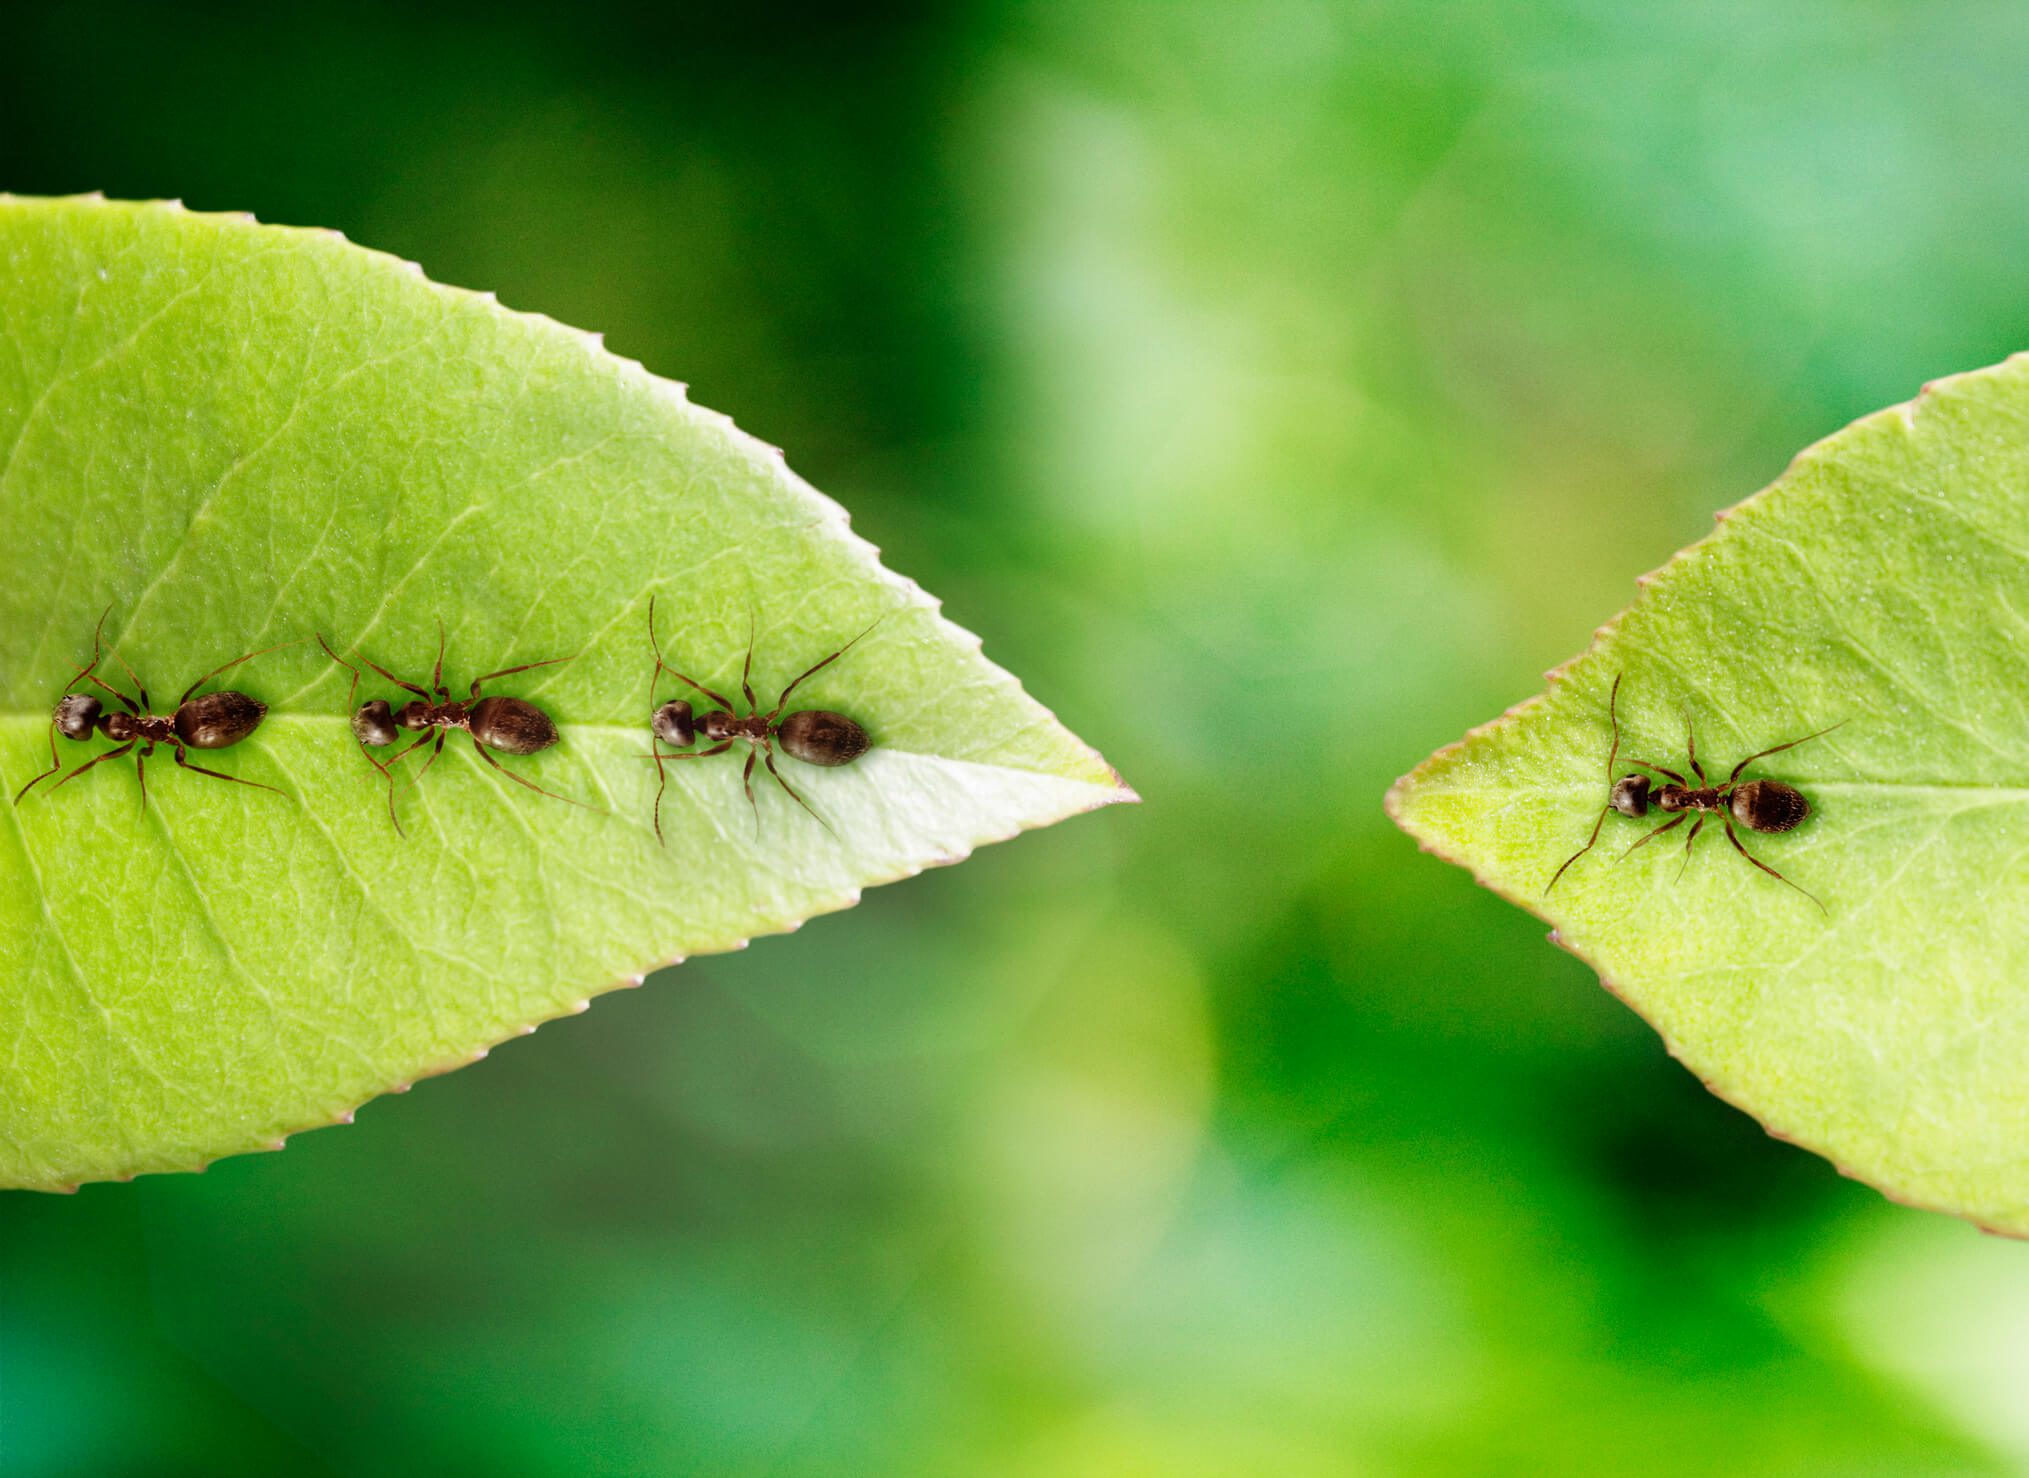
1389 353 2029 1236
0 195 1132 1191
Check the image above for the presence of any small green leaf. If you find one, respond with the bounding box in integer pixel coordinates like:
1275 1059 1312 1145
0 195 1132 1190
1389 353 2029 1236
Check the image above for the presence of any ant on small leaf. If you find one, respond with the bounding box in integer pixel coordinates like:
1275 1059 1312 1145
644 595 880 843
317 624 597 835
14 608 292 808
1546 673 1843 913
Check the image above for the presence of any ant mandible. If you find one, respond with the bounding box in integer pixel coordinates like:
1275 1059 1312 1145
316 625 594 834
1546 673 1843 913
644 595 878 842
13 608 289 808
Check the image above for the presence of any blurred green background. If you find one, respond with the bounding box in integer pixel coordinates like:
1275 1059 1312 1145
8 2 2029 1473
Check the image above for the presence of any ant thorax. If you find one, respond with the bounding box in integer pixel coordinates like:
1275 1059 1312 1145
700 711 771 744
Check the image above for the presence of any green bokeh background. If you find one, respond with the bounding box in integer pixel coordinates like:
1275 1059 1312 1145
7 3 2029 1472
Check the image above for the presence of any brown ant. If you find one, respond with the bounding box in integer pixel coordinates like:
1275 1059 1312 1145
644 595 878 842
14 608 289 808
316 625 595 834
1546 673 1843 913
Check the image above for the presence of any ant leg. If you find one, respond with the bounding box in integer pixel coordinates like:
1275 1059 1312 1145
49 740 138 794
1723 815 1827 916
134 741 152 811
317 633 364 711
1675 814 1707 882
470 653 577 700
356 652 434 701
741 611 759 712
1726 721 1850 787
1621 812 1686 858
1545 805 1613 896
651 739 670 846
404 731 446 793
177 637 303 705
741 747 760 835
468 737 604 813
1683 706 1706 784
646 738 737 845
1627 757 1688 785
172 742 283 795
433 619 448 699
1603 672 1624 776
767 614 889 722
762 748 833 835
647 597 735 710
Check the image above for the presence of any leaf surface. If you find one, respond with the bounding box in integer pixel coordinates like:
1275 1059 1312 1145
0 195 1131 1190
1389 354 2029 1235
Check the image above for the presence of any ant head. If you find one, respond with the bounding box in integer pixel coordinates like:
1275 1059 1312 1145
352 698 398 747
652 699 695 748
1609 774 1651 818
54 693 101 741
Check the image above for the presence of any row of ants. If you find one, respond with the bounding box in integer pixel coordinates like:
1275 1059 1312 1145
14 600 878 839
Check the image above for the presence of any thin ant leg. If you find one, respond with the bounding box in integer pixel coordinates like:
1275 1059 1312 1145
50 740 137 791
172 743 283 795
407 731 447 792
382 732 444 835
1725 721 1849 787
1545 805 1613 896
470 653 576 700
762 748 833 835
1675 814 1706 881
317 633 363 704
134 741 151 811
1723 814 1827 916
96 637 149 712
1683 707 1706 784
741 611 758 712
1626 757 1688 785
647 596 734 710
1621 812 1686 857
469 737 603 812
84 671 141 714
177 637 301 705
432 619 448 700
768 615 887 721
741 747 760 834
355 653 434 701
1546 672 1628 895
648 739 736 845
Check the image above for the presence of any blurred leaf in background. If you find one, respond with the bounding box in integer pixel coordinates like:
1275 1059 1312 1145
6 0 2029 1473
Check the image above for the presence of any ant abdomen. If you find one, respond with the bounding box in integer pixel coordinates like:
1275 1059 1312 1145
777 709 869 768
176 690 267 749
54 694 101 740
1609 775 1650 818
353 699 399 747
652 700 695 748
1731 779 1808 834
468 696 559 757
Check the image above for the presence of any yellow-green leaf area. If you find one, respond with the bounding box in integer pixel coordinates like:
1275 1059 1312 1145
1390 352 2029 1235
0 196 1131 1190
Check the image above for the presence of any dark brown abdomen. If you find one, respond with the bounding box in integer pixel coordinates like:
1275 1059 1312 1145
469 696 559 755
776 709 869 767
176 690 267 749
1731 779 1808 833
